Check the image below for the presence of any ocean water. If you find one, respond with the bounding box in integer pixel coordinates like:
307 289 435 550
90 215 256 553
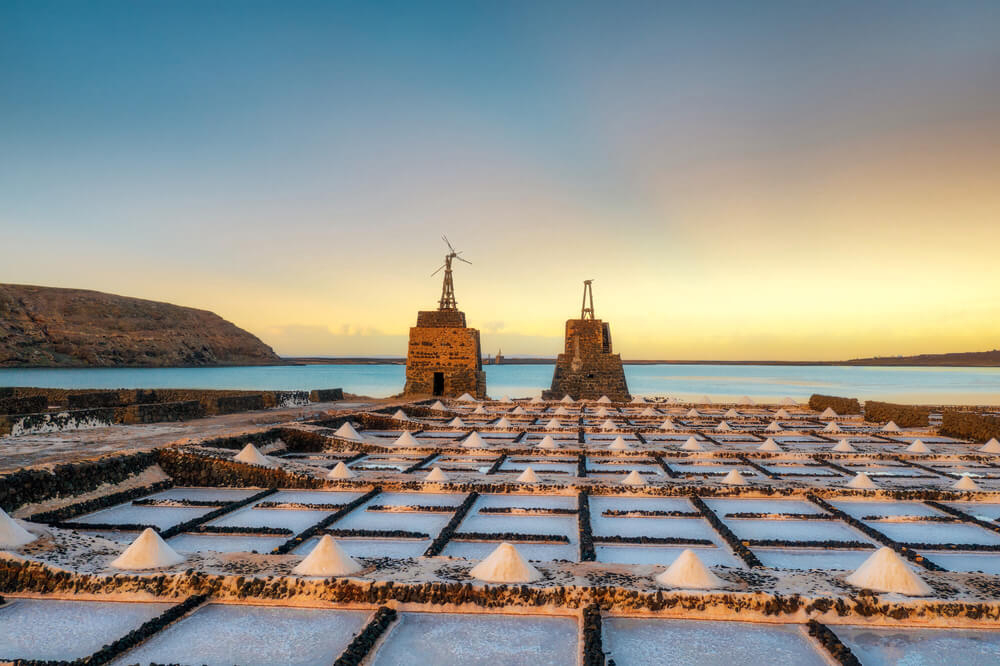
0 363 998 404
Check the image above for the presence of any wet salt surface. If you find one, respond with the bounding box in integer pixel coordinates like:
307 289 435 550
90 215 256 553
946 502 1000 521
294 536 432 558
833 501 944 518
150 487 261 502
113 604 369 666
210 507 332 533
168 533 288 553
73 504 212 530
596 544 742 567
371 612 577 666
704 499 821 515
0 599 170 661
602 618 827 666
443 540 577 561
754 548 875 571
725 519 871 542
873 522 1000 545
834 625 1000 665
917 551 1000 574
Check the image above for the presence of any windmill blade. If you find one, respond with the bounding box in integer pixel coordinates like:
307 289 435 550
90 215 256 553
456 256 472 265
442 235 456 253
431 263 447 276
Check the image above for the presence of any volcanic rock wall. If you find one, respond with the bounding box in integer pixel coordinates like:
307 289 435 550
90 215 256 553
403 310 486 398
544 318 629 401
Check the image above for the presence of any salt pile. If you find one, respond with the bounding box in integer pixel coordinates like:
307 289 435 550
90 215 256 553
327 461 356 479
823 422 842 433
561 395 575 404
292 535 362 576
775 408 791 419
425 467 449 482
473 405 488 415
953 474 980 491
462 431 486 448
537 435 559 450
609 436 630 451
721 469 749 485
702 396 713 404
979 438 1000 454
596 406 610 418
544 418 562 430
905 439 931 454
0 508 36 548
448 417 465 428
393 431 420 447
847 472 877 489
335 422 365 441
882 421 901 432
494 416 513 429
500 395 512 403
393 409 410 421
234 443 274 467
655 549 724 589
554 406 569 415
757 438 782 452
821 407 838 419
597 395 612 404
832 439 856 453
458 393 477 402
845 547 932 596
601 419 618 431
659 418 676 431
725 408 740 419
430 400 447 411
686 408 700 418
511 405 527 415
782 397 797 406
715 420 731 432
111 528 185 570
740 396 755 405
639 407 658 417
632 395 647 404
681 436 704 451
516 467 540 483
469 542 541 583
765 421 783 433
622 470 646 486
530 396 544 404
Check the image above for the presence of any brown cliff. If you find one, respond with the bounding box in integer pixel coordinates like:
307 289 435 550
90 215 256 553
0 284 281 367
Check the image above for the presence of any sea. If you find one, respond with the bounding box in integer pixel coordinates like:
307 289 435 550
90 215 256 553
1 364 999 405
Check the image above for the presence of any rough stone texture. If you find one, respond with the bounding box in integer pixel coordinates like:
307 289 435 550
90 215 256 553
0 284 280 367
404 310 486 398
543 318 630 401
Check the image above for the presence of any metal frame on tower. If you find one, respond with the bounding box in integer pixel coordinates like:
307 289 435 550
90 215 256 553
581 279 595 320
431 236 471 311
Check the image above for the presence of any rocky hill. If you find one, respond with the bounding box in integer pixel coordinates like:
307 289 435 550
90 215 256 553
0 284 281 367
844 349 1000 367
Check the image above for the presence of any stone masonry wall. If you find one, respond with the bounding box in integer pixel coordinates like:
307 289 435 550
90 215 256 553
544 318 630 401
404 310 486 398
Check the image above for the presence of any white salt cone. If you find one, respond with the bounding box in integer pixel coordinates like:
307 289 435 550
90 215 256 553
721 469 748 485
494 416 513 429
554 406 569 416
640 407 658 417
702 396 713 404
500 395 512 403
0 508 36 549
681 436 704 451
430 400 446 411
848 472 877 489
882 421 901 432
782 397 797 406
530 396 544 404
561 394 575 404
656 549 724 589
448 417 465 428
393 431 420 447
845 547 932 596
463 431 486 448
775 409 791 419
725 408 740 419
609 436 630 451
597 395 612 404
823 422 842 433
686 408 700 418
293 535 362 576
622 470 646 486
740 396 755 405
111 528 185 570
327 461 356 479
393 409 409 421
511 406 527 415
234 443 274 468
595 407 610 418
832 439 856 453
953 474 980 491
425 466 449 482
516 467 540 483
537 435 559 450
601 419 618 431
715 420 731 432
457 393 477 402
469 542 541 583
905 439 931 454
821 407 838 419
473 405 487 415
758 438 782 452
659 419 676 431
765 421 783 433
544 418 562 430
979 438 1000 454
334 422 364 441
631 395 646 404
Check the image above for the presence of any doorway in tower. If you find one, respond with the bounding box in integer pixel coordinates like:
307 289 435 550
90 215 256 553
433 372 444 396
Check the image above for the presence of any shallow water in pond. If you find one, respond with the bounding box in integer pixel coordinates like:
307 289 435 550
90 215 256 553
443 540 577 561
73 504 211 530
754 548 875 570
0 599 170 661
834 625 1000 665
596 544 742 567
294 536 431 558
167 533 288 553
724 519 870 542
917 551 1000 574
113 604 369 666
873 522 1000 545
371 612 578 666
602 618 828 666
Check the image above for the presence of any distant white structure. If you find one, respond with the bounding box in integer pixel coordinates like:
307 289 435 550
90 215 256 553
457 393 477 402
715 421 731 432
448 417 465 428
980 438 1000 454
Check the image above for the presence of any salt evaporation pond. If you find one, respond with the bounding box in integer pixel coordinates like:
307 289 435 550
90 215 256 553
0 599 170 661
834 625 1000 665
754 548 876 570
168 533 289 553
294 535 432 558
370 612 578 666
602 618 828 665
596 544 742 567
73 504 212 530
112 604 369 666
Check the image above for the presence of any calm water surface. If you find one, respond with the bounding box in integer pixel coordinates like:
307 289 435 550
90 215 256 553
1 364 998 404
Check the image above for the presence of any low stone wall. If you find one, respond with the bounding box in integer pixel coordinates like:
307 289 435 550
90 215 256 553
0 394 47 416
941 411 1000 442
864 401 931 427
4 407 115 437
310 388 344 402
809 394 862 415
120 400 206 424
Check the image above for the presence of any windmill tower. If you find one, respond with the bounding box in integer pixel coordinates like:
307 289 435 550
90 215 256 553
403 237 487 398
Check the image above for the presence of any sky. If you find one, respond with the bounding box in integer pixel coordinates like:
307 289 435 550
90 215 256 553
2 1 999 360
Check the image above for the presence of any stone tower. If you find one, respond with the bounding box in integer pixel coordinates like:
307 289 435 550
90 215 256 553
403 242 487 398
543 281 629 401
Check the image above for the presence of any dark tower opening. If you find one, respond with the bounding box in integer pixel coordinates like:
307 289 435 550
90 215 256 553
433 372 445 396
